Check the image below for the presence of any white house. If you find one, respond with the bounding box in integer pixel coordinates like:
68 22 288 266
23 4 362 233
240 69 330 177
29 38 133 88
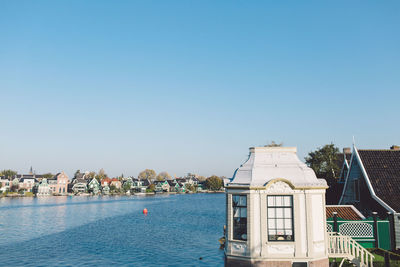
37 178 51 196
225 146 329 267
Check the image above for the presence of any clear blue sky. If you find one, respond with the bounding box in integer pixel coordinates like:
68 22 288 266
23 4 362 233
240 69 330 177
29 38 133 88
1 1 399 178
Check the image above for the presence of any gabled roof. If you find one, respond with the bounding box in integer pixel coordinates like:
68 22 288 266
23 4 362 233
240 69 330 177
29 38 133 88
167 180 176 186
326 205 365 220
357 149 400 212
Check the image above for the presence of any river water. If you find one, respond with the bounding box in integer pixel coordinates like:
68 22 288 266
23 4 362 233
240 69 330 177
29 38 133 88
0 193 225 266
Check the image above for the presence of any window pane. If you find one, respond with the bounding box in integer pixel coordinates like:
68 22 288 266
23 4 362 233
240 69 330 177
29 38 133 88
284 208 292 218
268 219 275 228
285 229 293 236
268 208 275 218
276 219 284 228
233 195 239 205
284 196 291 206
239 196 246 206
233 207 240 218
284 219 292 229
276 229 285 236
276 196 283 206
240 207 247 218
269 230 276 235
276 208 283 218
267 196 274 206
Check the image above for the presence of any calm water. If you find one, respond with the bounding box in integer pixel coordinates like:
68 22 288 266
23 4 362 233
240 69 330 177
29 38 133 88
0 193 225 266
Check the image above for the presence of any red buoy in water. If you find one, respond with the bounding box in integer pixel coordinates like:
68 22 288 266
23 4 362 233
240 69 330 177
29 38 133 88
143 208 148 215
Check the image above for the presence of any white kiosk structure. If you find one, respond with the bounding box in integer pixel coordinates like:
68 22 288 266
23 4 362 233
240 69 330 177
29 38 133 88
225 146 329 267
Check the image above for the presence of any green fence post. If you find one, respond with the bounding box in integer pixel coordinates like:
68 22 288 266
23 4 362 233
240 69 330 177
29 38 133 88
388 212 396 251
372 212 379 248
384 251 390 267
333 212 338 233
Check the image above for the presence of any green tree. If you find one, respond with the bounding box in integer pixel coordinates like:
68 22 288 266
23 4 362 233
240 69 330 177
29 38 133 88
186 184 197 192
42 173 54 179
205 175 223 191
95 168 107 182
123 182 131 192
138 169 156 181
146 184 155 192
305 143 341 187
197 175 206 182
87 171 96 179
0 169 17 179
156 171 171 181
110 185 116 192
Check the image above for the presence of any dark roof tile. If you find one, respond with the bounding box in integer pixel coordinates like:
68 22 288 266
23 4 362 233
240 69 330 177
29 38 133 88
358 149 400 212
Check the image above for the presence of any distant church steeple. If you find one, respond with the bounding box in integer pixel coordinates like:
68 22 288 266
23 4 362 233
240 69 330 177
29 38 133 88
29 166 33 175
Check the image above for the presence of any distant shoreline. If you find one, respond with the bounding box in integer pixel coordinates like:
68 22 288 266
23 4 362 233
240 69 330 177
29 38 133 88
0 191 225 198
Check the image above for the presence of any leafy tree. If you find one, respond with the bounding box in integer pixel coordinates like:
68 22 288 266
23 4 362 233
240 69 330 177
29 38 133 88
156 171 171 181
96 168 107 181
138 169 156 182
186 184 197 192
305 143 341 187
87 172 96 179
197 175 206 182
42 173 54 179
123 182 131 192
10 183 19 192
110 185 116 192
146 184 155 192
1 169 17 179
205 175 223 191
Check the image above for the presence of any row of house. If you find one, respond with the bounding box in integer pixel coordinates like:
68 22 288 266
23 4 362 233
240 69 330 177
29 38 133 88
0 171 206 196
0 172 69 195
70 175 204 195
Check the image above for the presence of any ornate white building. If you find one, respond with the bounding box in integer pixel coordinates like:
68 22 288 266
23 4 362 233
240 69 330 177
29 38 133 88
225 146 329 267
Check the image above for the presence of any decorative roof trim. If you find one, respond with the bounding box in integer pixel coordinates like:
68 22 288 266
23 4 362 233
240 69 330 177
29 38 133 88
339 147 355 204
339 145 396 213
265 178 295 189
226 177 328 190
339 153 350 180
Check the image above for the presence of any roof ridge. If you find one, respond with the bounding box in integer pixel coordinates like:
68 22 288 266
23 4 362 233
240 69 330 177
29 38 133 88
358 149 400 151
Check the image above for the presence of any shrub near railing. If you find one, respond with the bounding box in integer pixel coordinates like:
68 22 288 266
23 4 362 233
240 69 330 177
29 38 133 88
368 248 400 267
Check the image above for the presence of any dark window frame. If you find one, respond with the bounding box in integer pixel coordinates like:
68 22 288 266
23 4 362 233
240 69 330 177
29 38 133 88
267 195 294 242
232 194 247 241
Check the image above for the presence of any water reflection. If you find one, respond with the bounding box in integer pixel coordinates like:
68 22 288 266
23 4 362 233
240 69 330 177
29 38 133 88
0 194 225 267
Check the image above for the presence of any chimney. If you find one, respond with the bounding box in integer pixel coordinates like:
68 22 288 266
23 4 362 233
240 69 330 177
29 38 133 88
343 147 351 154
390 145 400 151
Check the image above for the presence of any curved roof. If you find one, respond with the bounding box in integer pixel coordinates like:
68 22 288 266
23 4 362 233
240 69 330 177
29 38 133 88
228 146 327 188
